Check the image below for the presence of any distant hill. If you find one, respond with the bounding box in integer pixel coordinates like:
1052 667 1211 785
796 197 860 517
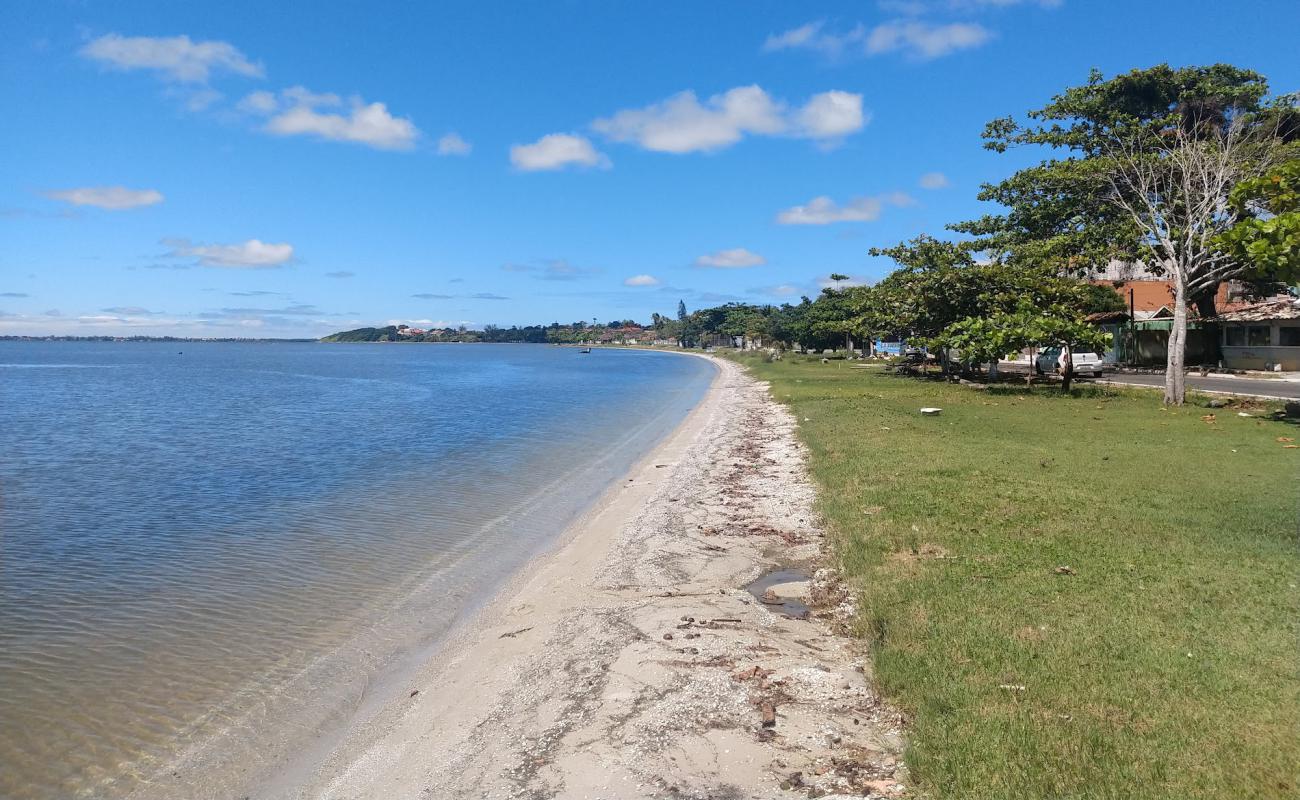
320 322 661 344
320 326 403 342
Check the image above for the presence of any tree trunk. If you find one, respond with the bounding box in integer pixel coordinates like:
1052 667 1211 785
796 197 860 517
1166 277 1189 405
1060 343 1073 393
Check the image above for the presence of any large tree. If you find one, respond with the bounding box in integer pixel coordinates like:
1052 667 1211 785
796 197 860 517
960 64 1296 403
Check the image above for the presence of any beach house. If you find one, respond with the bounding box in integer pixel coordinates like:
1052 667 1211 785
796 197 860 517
1212 297 1300 371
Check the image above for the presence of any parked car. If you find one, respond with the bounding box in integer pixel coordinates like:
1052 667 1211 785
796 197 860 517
901 344 927 363
1034 346 1105 377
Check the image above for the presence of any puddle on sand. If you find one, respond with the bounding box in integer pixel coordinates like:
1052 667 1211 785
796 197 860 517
745 568 811 619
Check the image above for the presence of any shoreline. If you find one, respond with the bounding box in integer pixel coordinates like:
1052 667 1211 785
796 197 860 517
279 355 904 799
249 351 727 797
119 349 714 800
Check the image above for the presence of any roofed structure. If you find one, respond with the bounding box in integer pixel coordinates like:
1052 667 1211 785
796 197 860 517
1211 297 1300 323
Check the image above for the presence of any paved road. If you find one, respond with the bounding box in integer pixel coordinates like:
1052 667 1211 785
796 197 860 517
1097 373 1300 400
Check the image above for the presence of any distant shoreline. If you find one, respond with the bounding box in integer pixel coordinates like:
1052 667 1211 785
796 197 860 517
0 335 318 343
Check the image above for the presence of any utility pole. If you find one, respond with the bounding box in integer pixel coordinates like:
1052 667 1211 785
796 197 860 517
1128 288 1137 366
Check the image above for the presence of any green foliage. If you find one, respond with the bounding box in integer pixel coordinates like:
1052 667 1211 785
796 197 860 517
855 235 1108 360
1081 282 1128 313
941 303 1111 371
1217 157 1300 280
958 64 1276 271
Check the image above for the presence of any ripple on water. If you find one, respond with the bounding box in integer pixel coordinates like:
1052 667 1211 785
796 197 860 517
0 341 713 798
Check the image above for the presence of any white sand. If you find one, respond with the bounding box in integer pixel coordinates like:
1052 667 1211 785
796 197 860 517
147 356 907 799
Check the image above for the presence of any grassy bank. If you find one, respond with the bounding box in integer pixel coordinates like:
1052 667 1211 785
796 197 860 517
733 354 1299 799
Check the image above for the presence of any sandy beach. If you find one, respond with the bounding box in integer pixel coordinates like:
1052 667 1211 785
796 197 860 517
205 355 895 800
117 354 907 800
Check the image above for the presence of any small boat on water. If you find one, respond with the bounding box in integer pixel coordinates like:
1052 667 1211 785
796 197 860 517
580 347 592 353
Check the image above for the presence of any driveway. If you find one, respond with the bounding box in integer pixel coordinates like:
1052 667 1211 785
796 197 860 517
1097 372 1300 400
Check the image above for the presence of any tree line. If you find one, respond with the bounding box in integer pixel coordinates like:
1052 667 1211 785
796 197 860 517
325 64 1296 405
667 63 1299 404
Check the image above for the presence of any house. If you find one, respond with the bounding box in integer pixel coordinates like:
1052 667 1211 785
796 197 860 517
1212 297 1300 371
1084 262 1268 366
1084 310 1130 364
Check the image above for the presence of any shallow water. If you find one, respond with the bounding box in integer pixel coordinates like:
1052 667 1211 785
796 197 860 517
0 342 713 798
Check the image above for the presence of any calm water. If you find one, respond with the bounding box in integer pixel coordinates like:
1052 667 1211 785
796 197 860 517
0 342 713 798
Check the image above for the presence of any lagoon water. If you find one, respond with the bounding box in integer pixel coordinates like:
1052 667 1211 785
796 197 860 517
0 342 713 798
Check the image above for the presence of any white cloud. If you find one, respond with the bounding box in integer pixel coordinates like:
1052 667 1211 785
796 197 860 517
165 238 294 268
624 274 661 287
919 171 950 189
591 85 866 154
762 22 828 53
510 134 610 171
764 19 992 61
238 90 278 113
764 21 865 57
866 21 992 59
437 132 472 156
45 186 164 210
80 33 263 83
776 192 914 225
695 248 766 269
238 87 419 150
281 86 341 107
796 90 867 139
260 88 418 151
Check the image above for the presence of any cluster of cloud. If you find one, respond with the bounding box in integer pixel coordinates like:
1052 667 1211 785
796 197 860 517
776 191 915 225
80 33 263 82
44 186 163 210
695 248 766 269
239 86 418 150
436 133 472 156
764 19 991 60
592 85 864 154
623 274 660 287
513 84 866 171
163 237 294 269
510 134 610 171
765 0 1060 62
81 33 432 153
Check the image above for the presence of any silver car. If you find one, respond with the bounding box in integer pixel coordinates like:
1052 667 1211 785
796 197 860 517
1034 346 1104 377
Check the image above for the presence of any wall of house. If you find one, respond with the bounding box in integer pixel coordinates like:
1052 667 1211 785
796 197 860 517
1221 347 1300 371
1130 329 1212 366
1220 321 1300 370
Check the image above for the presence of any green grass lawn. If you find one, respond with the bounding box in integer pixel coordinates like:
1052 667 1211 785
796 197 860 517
732 354 1299 799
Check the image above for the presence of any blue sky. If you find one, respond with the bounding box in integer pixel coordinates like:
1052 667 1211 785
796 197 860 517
2 0 1297 337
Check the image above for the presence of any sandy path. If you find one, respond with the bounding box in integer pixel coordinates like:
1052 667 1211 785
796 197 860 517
294 356 906 799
